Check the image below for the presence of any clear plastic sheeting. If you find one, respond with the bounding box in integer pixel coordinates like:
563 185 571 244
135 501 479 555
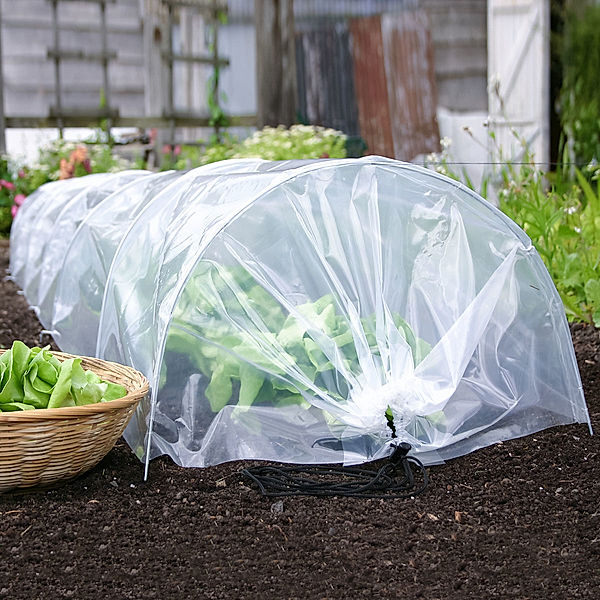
34 170 150 328
9 173 113 292
51 170 184 354
9 158 591 470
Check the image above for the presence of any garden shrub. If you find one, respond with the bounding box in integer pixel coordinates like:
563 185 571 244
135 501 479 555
1 140 131 235
0 157 28 237
559 1 600 165
161 124 347 170
499 161 600 327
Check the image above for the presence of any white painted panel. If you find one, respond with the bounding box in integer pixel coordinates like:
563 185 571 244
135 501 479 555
219 23 257 115
1 0 146 119
172 9 209 114
487 0 549 165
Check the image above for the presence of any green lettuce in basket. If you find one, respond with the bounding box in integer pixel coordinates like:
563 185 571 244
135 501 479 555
0 341 127 412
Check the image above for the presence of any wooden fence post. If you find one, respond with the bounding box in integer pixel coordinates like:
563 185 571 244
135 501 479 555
255 0 296 128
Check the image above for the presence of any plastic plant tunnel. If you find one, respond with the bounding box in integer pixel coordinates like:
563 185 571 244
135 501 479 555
9 157 591 472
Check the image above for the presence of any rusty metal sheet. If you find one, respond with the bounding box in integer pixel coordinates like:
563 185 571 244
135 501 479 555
295 24 360 136
381 10 440 160
349 15 395 158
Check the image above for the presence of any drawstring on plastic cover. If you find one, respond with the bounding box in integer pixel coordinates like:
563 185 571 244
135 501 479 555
241 442 428 499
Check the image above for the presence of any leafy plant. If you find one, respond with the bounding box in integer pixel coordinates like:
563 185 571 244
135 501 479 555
206 9 230 141
0 157 29 236
27 140 130 186
499 164 600 326
158 125 347 170
0 341 126 411
166 263 430 433
558 1 600 165
199 124 347 165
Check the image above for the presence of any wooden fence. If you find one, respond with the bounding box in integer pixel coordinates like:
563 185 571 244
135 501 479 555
296 9 440 160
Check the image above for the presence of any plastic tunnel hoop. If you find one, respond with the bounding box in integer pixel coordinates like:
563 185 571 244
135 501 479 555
9 157 591 472
95 157 590 471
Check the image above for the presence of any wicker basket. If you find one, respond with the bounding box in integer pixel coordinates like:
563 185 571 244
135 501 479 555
0 350 149 493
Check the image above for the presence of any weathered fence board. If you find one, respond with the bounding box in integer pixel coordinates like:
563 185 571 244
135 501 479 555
423 0 487 111
1 0 145 120
296 23 359 135
381 10 440 160
349 15 394 157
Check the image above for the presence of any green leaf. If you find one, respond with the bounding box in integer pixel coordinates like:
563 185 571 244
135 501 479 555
0 402 36 412
237 363 265 408
22 346 60 408
47 358 78 409
584 278 600 306
0 341 31 403
576 168 599 212
71 361 101 406
304 337 333 372
273 394 310 409
100 381 127 402
277 314 307 348
205 362 236 412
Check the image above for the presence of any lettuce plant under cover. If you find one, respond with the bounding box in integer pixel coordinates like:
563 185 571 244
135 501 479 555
166 263 432 430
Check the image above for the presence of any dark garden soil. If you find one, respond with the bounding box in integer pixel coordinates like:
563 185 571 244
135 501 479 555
1 240 600 600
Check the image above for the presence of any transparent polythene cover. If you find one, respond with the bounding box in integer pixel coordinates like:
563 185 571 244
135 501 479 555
34 170 150 328
51 170 185 354
85 157 589 468
9 173 113 294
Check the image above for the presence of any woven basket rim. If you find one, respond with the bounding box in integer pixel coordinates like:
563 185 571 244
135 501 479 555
0 348 149 422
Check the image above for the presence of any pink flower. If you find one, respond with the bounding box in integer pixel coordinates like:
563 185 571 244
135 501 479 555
162 144 172 155
173 145 182 156
14 193 26 207
2 180 15 190
18 170 26 179
11 204 18 218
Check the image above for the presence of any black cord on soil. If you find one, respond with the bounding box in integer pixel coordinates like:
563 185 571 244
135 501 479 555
241 442 428 499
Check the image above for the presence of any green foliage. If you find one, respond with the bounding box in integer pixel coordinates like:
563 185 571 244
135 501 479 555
159 125 348 170
166 263 429 429
0 207 11 235
0 341 127 411
199 125 347 166
499 161 600 327
0 156 29 236
206 10 230 139
559 2 600 164
25 139 130 188
0 139 130 235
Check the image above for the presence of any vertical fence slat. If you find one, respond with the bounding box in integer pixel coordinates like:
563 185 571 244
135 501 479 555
349 15 394 157
381 10 440 160
295 23 359 136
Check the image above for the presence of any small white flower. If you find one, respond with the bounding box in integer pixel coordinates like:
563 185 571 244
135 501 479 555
440 137 452 150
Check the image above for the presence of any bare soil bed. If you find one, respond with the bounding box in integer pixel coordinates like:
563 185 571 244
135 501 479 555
1 240 599 600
